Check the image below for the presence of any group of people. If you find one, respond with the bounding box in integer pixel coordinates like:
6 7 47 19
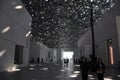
63 58 69 67
80 57 105 80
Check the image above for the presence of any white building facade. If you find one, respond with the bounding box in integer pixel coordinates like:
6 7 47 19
78 0 120 67
0 0 32 72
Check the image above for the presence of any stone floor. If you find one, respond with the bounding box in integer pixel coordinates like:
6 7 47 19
0 60 120 80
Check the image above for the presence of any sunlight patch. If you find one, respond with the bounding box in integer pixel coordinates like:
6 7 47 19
0 50 6 57
7 66 21 72
73 71 80 74
29 68 35 70
104 78 113 80
117 74 120 77
88 74 94 77
32 79 37 80
89 77 95 80
40 68 48 71
1 26 11 33
30 64 36 67
70 74 79 78
15 5 23 9
60 69 65 72
74 64 80 67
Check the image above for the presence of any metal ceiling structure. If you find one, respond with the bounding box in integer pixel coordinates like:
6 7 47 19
22 0 115 48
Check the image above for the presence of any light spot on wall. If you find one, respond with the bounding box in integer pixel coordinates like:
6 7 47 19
0 50 6 57
1 26 11 33
26 31 31 37
15 5 23 9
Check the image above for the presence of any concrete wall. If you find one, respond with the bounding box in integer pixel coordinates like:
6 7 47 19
78 0 120 66
0 0 32 72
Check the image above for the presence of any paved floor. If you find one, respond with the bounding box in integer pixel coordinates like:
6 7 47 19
0 60 120 80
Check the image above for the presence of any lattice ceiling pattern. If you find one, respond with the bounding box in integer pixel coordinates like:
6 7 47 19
22 0 115 48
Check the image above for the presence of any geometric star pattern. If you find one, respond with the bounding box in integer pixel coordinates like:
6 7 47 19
22 0 115 48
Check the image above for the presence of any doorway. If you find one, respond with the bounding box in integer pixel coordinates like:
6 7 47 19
62 51 74 60
14 45 23 64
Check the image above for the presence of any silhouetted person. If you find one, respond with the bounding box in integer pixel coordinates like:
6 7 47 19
41 58 43 63
80 57 89 80
31 58 34 63
37 58 40 63
96 58 105 80
89 54 97 72
64 58 69 67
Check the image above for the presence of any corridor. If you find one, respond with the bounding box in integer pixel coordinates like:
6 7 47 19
0 60 120 80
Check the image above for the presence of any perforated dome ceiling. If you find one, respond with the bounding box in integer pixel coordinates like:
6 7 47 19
22 0 115 48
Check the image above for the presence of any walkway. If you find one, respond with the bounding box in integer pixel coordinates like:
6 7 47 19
0 60 120 80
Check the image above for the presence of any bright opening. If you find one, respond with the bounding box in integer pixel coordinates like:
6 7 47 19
62 51 74 59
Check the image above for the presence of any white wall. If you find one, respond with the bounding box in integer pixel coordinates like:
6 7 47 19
29 41 40 63
29 41 52 63
39 43 50 62
78 0 120 66
0 0 32 72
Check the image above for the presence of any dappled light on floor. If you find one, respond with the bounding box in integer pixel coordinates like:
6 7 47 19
29 68 35 70
117 74 120 77
0 61 119 80
70 73 79 78
89 77 96 80
38 64 41 66
74 64 80 67
7 66 21 72
60 69 65 72
88 74 95 80
88 74 94 77
32 79 37 80
104 77 113 80
73 71 80 74
55 76 61 79
30 64 36 67
40 68 48 71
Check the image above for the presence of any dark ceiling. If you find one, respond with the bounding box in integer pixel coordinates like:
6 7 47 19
22 0 115 48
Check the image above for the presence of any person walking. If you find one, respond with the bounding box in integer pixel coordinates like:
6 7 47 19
96 58 105 80
80 57 89 80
